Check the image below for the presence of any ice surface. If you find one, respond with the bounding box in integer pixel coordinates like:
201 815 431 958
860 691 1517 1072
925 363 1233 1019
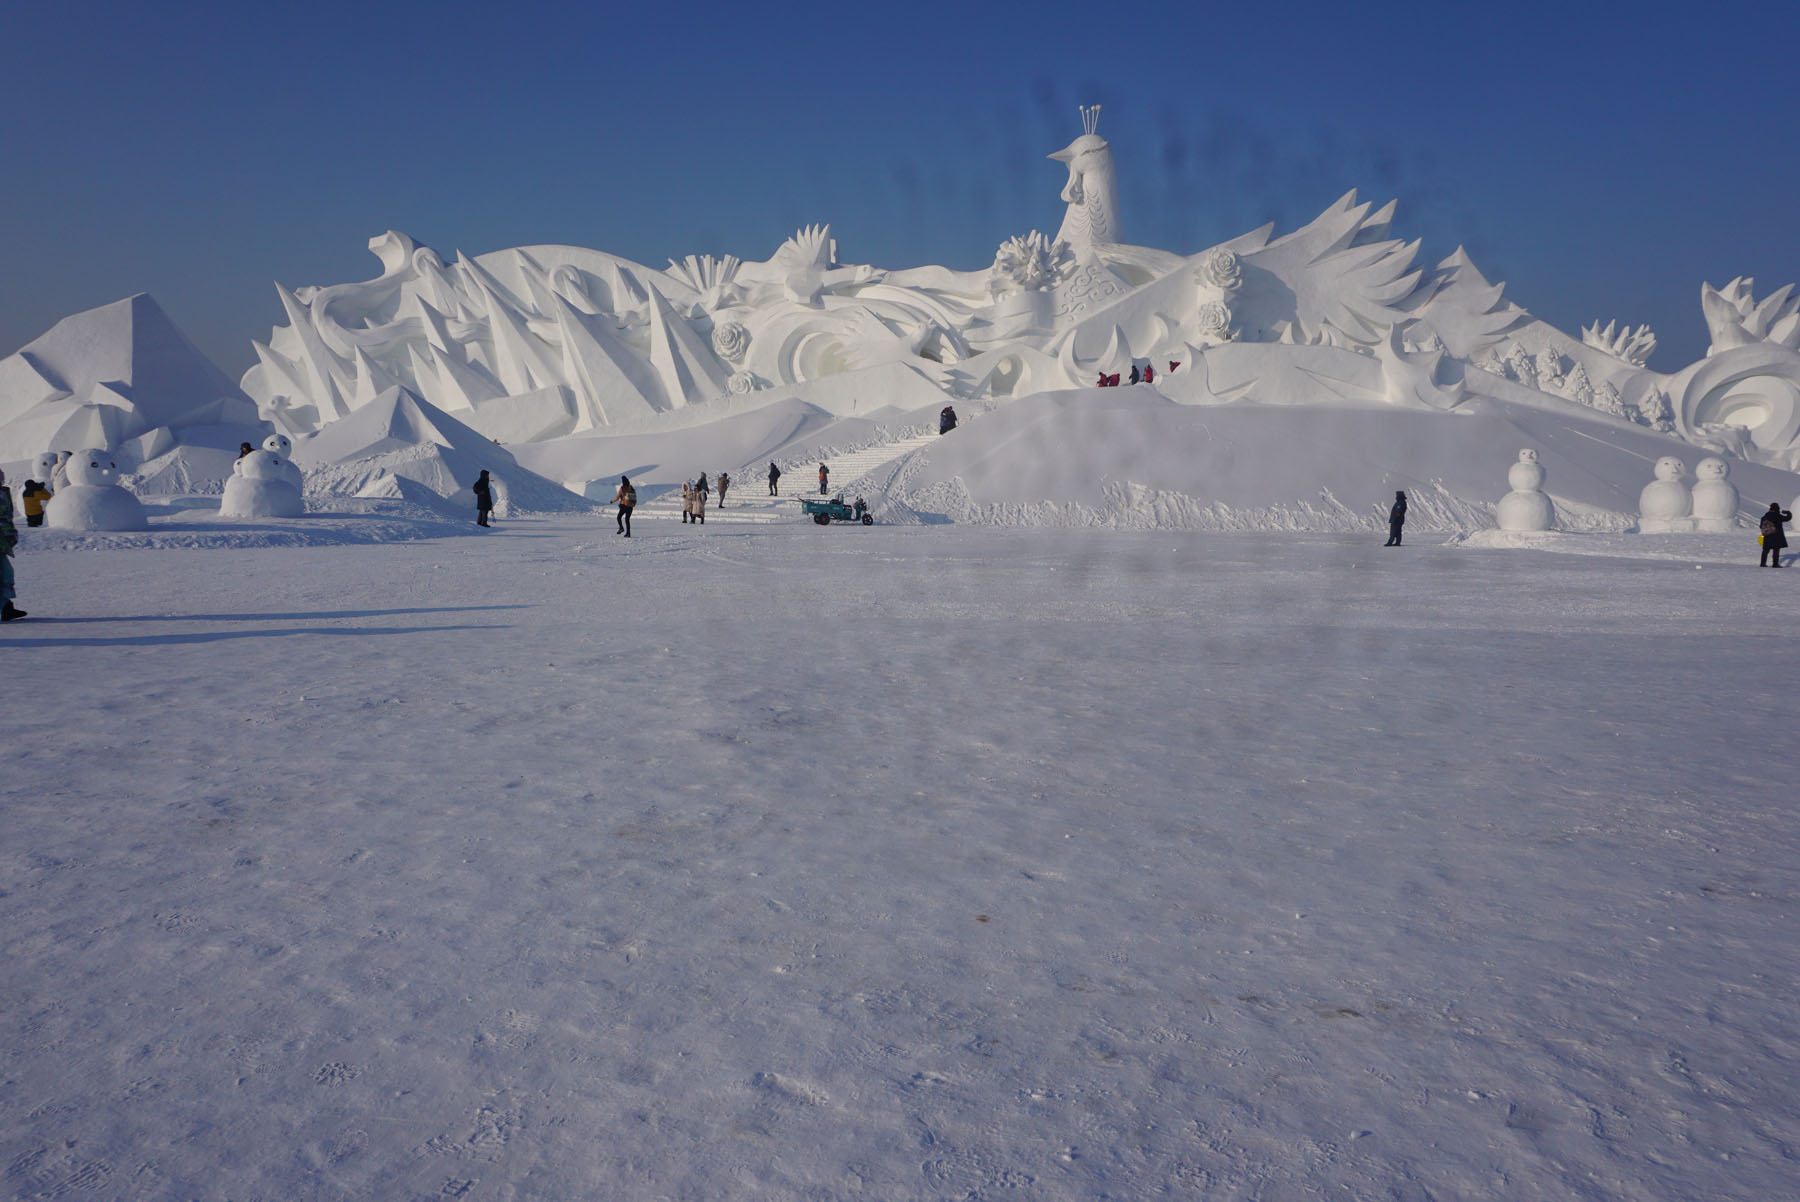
3 519 1798 1199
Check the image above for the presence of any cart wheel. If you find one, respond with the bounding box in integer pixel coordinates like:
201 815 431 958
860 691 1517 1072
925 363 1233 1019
814 513 830 525
861 514 874 525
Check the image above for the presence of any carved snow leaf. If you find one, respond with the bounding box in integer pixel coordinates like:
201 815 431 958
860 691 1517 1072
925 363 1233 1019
1581 319 1656 366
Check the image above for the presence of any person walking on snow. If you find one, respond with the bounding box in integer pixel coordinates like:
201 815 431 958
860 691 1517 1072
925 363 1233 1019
1 469 25 621
690 477 706 525
940 405 958 434
716 471 730 508
1385 490 1408 546
768 462 781 496
612 475 636 537
680 481 693 524
1759 501 1792 567
819 463 829 495
694 473 710 504
472 470 494 527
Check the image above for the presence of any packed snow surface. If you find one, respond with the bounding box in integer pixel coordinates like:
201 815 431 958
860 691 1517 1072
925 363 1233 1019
3 517 1797 1200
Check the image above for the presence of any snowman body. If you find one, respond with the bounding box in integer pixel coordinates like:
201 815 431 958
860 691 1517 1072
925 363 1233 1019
1689 457 1739 532
221 449 304 518
45 449 148 531
1496 448 1555 532
1638 457 1693 533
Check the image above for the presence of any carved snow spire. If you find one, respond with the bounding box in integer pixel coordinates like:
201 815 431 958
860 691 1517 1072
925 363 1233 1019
1050 105 1121 249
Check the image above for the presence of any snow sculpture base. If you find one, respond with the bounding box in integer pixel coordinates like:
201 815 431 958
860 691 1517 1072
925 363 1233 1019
46 484 149 531
220 475 304 518
1496 491 1555 532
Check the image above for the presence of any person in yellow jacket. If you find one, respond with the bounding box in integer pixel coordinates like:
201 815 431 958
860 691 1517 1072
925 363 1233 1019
20 478 51 527
612 476 637 538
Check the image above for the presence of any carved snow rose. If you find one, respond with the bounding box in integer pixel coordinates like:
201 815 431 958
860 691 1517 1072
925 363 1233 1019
1195 301 1234 341
1198 247 1243 293
727 369 761 395
712 321 751 362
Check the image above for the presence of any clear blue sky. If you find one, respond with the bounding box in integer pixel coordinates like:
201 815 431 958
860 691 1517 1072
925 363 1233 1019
4 0 1796 377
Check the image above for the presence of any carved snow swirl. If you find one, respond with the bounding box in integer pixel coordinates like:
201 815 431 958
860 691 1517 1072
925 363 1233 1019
727 369 761 394
712 321 751 362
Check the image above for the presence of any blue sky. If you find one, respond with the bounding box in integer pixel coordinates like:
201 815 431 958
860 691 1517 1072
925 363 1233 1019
4 0 1797 377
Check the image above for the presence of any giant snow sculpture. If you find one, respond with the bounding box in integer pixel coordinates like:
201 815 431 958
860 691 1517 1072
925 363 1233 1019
240 105 1800 493
0 294 265 466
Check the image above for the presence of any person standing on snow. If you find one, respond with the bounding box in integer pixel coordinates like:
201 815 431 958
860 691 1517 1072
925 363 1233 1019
690 477 706 525
473 470 494 527
716 471 730 508
939 405 958 434
1385 491 1407 546
1760 501 1792 567
819 463 829 495
768 462 782 496
612 475 637 537
680 481 693 524
20 478 51 528
1 468 25 621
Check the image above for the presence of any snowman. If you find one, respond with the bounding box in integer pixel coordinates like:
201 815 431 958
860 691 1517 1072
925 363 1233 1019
1638 456 1692 533
1496 447 1555 532
261 434 305 490
45 448 148 531
220 448 305 518
1690 457 1739 532
44 450 72 491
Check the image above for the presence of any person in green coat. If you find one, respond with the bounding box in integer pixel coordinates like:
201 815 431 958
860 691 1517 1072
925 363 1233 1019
1 468 25 621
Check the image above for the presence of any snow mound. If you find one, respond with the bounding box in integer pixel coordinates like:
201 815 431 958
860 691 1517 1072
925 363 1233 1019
872 388 1800 532
0 293 264 465
293 387 596 515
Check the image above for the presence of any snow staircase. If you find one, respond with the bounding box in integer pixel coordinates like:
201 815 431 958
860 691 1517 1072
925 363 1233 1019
631 431 943 525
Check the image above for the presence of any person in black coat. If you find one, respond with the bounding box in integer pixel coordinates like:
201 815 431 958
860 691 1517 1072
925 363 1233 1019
1760 501 1792 567
768 462 781 496
1385 490 1407 546
939 405 958 434
473 470 494 527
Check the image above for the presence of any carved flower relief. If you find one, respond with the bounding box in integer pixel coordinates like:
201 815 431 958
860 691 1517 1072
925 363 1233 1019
712 321 751 362
727 369 761 395
989 232 1072 295
1195 301 1234 342
1198 246 1243 293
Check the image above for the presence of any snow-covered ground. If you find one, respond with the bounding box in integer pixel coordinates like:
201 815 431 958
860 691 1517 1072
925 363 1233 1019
3 516 1797 1201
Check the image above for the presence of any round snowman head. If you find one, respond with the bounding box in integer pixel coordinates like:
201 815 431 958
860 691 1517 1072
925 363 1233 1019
67 449 120 486
238 449 285 482
32 451 58 479
1518 448 1539 464
262 433 293 457
1653 456 1686 482
1695 456 1729 481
